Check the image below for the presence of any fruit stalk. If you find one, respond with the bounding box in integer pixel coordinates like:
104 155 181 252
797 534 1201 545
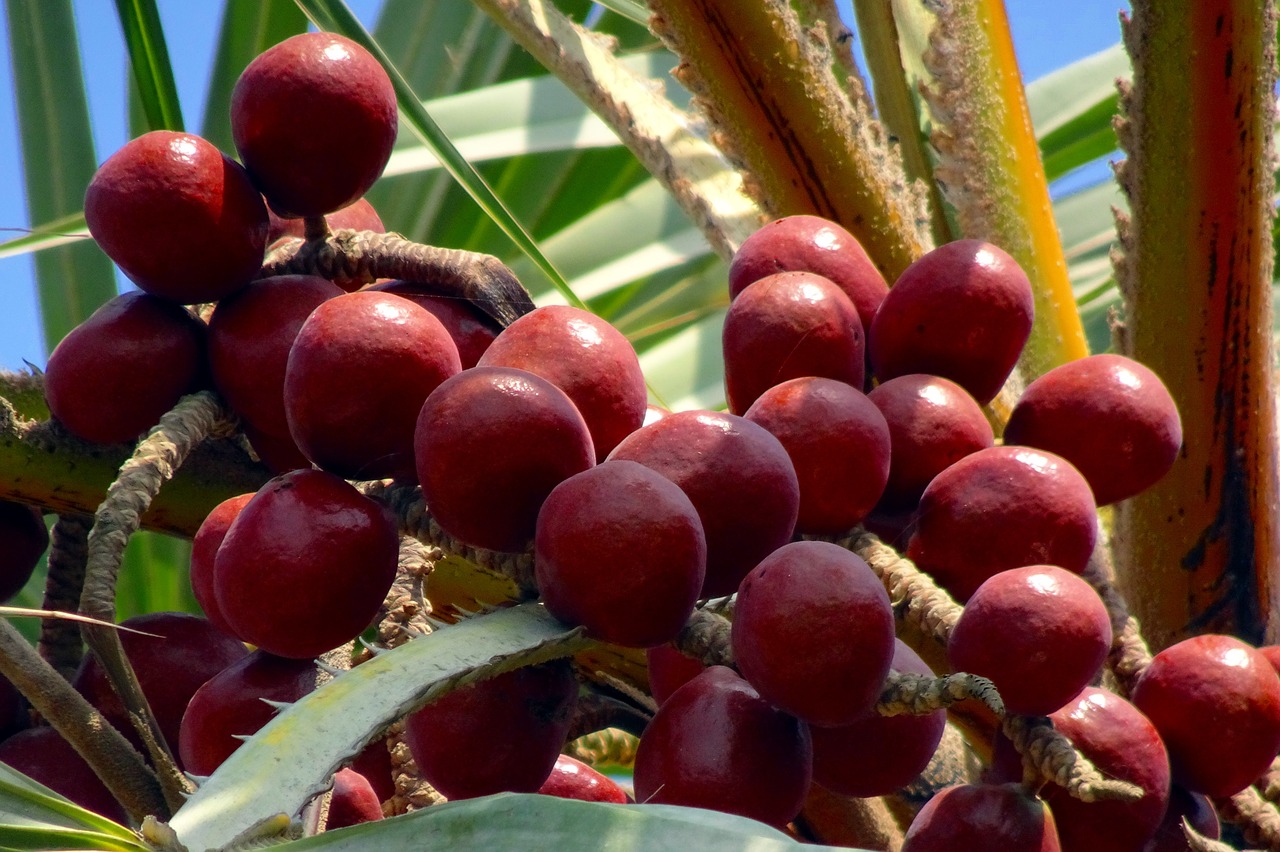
36 512 91 679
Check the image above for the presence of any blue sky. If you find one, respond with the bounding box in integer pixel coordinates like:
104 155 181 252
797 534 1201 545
0 1 1130 372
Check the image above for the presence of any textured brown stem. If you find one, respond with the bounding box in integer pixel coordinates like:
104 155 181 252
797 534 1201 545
37 513 91 679
1002 714 1144 803
1216 785 1280 850
876 670 1003 719
1081 537 1153 696
673 607 734 668
259 230 535 328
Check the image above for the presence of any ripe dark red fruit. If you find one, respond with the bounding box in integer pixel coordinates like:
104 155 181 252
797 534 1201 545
810 639 947 797
72 611 248 767
633 666 812 828
948 566 1111 715
404 660 578 800
535 460 706 648
208 274 345 439
867 373 994 510
743 377 890 534
267 197 386 247
44 292 206 445
478 306 648 460
728 213 888 340
901 783 1060 852
732 540 894 727
231 33 398 217
907 446 1098 601
1142 786 1219 851
214 469 399 659
537 754 628 804
366 280 498 369
646 643 706 706
189 493 254 636
722 271 864 414
1003 353 1183 505
415 366 594 553
326 768 384 829
607 410 799 597
0 726 127 822
1131 634 1280 797
0 501 47 602
84 130 268 304
178 650 318 776
284 290 462 480
869 240 1034 404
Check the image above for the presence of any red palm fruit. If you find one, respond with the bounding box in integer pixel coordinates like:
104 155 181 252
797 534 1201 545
350 740 395 804
722 272 864 414
869 240 1034 404
414 366 594 553
810 640 947 797
85 130 268 304
231 33 397 217
535 460 705 648
901 783 1060 852
0 674 28 743
743 377 890 534
242 421 313 474
0 726 127 822
732 540 894 727
72 612 248 766
0 501 47 602
867 373 994 510
44 292 206 445
404 660 578 800
948 566 1111 716
214 469 399 658
326 768 384 829
646 643 706 706
365 280 498 369
607 410 799 597
1259 644 1280 674
538 754 628 803
178 650 318 776
907 446 1098 601
189 493 254 635
1131 634 1280 797
633 666 812 828
208 274 344 438
1039 687 1172 852
267 197 385 246
284 290 461 481
1003 354 1183 505
1142 786 1219 851
478 306 647 460
728 214 888 340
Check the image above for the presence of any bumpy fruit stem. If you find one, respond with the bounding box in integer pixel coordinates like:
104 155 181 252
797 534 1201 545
1215 785 1280 849
1001 714 1144 803
260 229 535 328
78 390 235 813
876 670 1003 718
37 512 91 679
1081 539 1154 695
673 607 735 668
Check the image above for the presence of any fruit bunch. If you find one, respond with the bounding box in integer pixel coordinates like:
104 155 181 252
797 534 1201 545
6 23 1279 852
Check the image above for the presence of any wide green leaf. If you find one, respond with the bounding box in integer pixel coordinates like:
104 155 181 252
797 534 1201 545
0 764 142 851
112 0 184 132
1026 44 1128 182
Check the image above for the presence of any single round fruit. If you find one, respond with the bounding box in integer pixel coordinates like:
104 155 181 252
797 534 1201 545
1141 786 1219 851
869 240 1034 404
366 280 499 369
85 130 268 303
743 377 890 534
326 768 384 829
208 274 344 438
537 754 628 804
722 271 864 414
44 292 206 445
404 660 578 800
72 612 248 768
0 726 127 822
633 666 812 828
285 290 462 480
607 410 799 597
1004 353 1182 505
867 373 994 510
901 783 1060 852
189 493 254 635
907 446 1098 601
214 469 399 658
535 460 706 648
415 366 594 553
0 501 47 603
948 566 1112 716
478 305 647 460
231 32 398 217
810 639 947 797
1131 634 1280 797
646 643 706 706
732 540 895 727
728 214 888 340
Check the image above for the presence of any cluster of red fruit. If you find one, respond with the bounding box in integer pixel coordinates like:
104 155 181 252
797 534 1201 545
5 24 1280 852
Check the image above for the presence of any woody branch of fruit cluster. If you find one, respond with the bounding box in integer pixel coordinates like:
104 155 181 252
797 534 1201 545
0 27 1277 852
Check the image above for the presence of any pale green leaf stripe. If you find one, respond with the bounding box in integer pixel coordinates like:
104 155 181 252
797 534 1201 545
113 0 184 132
593 0 649 27
169 603 593 851
296 0 585 310
0 765 138 841
282 794 854 852
1026 43 1128 181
